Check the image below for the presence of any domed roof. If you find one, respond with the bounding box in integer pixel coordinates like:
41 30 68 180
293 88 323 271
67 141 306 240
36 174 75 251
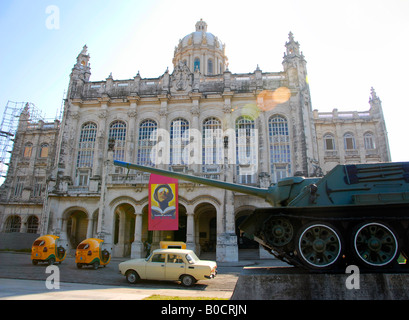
177 19 224 50
173 19 228 75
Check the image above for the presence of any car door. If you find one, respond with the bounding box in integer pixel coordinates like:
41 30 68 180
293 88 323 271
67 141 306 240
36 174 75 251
165 254 186 280
145 253 166 280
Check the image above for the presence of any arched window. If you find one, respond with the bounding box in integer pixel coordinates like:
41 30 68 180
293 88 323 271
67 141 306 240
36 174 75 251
364 132 375 150
13 176 25 197
33 177 45 198
236 116 256 184
207 59 213 75
4 215 21 233
76 122 97 186
269 115 291 183
27 215 39 234
77 122 97 168
23 143 33 158
194 58 200 72
324 134 336 150
343 132 356 150
202 117 222 172
170 118 189 165
39 143 49 158
109 120 127 161
137 119 157 166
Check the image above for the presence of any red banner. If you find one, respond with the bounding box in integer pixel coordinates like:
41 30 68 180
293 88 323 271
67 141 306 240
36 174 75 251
148 174 178 230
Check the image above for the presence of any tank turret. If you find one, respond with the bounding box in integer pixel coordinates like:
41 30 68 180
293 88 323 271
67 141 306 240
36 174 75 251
114 160 409 272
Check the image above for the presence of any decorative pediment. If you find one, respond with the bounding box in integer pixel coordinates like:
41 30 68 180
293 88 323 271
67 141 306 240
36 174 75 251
170 61 193 94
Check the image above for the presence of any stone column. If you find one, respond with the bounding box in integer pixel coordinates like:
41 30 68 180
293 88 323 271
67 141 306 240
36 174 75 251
215 94 238 262
59 218 70 252
257 111 271 188
114 211 126 257
93 98 109 179
60 105 80 186
158 95 169 169
335 120 345 164
127 95 139 163
354 120 365 163
186 211 196 253
96 145 114 254
86 217 93 239
131 209 144 258
55 217 63 236
189 93 201 172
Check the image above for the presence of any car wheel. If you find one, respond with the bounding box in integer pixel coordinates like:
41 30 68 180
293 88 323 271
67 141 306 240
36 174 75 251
180 275 195 287
125 270 140 284
92 261 100 270
48 257 55 265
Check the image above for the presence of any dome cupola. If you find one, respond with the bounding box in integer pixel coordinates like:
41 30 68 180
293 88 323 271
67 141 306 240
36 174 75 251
172 19 228 76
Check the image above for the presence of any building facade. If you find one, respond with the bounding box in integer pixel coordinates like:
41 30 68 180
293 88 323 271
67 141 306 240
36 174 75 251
0 20 390 261
0 104 60 250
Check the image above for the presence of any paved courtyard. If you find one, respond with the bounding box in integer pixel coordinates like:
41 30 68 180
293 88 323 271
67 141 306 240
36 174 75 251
0 251 287 300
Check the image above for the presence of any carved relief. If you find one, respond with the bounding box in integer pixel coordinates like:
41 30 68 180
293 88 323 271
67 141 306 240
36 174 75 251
69 111 80 119
127 110 137 118
170 61 192 94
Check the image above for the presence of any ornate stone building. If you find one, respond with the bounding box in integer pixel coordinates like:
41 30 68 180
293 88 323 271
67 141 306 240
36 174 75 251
0 20 390 261
0 104 60 250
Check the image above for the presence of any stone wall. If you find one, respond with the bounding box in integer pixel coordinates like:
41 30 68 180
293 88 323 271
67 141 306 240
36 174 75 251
0 233 39 250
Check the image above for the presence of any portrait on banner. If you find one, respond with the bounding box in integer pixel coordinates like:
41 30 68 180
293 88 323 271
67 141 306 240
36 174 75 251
148 174 179 231
150 183 177 218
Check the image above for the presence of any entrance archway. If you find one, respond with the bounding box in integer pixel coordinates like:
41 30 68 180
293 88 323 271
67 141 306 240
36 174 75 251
195 202 217 253
236 210 259 260
236 213 258 249
66 210 88 248
113 203 136 257
173 204 186 242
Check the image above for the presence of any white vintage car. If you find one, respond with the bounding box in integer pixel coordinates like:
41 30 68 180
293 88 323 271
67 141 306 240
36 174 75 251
119 248 217 287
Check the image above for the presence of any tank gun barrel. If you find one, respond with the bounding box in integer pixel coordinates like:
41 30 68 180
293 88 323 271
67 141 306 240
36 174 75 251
113 160 270 199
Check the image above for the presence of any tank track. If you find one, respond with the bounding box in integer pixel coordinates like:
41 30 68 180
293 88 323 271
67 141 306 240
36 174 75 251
243 203 409 273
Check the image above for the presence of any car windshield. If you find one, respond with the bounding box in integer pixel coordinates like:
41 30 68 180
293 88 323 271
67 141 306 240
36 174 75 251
185 252 199 264
33 240 45 246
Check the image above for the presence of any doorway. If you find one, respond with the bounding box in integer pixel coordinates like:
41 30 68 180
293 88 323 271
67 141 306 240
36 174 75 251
66 210 88 248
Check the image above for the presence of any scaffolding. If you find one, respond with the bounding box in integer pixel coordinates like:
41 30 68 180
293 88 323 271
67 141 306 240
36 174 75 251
0 90 66 186
0 101 46 180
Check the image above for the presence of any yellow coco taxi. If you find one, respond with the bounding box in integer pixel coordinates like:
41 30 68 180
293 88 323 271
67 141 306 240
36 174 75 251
31 235 66 265
75 238 111 269
119 248 217 287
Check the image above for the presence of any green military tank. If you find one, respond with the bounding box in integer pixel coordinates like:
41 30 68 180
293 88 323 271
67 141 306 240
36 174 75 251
114 160 409 272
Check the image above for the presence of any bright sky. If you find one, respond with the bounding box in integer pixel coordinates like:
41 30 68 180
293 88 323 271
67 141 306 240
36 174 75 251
1 0 408 161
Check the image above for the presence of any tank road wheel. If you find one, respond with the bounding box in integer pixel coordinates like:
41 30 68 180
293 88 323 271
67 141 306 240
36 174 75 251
296 223 342 270
264 218 294 247
353 222 398 268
